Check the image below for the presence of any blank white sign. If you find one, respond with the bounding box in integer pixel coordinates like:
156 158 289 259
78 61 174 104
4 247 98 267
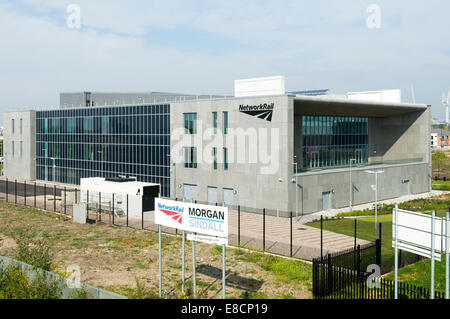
392 209 445 260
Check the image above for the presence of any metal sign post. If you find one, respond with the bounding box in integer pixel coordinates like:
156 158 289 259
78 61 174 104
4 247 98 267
192 237 197 299
394 204 399 299
431 210 435 299
155 198 228 299
393 206 444 300
182 230 185 295
222 244 226 299
446 211 449 299
158 224 162 298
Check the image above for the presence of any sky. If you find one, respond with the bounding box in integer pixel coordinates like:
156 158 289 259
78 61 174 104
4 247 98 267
0 0 449 124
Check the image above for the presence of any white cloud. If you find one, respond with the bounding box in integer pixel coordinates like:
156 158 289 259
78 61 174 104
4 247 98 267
0 0 449 121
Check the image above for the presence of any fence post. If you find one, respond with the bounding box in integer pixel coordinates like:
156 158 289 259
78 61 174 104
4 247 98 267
64 187 66 215
24 180 26 206
376 239 382 268
14 179 17 204
327 254 332 296
6 178 8 202
44 184 46 210
34 182 36 208
126 194 129 227
290 212 293 257
357 245 361 275
87 190 89 220
112 193 115 226
98 192 101 222
263 208 266 251
320 215 323 261
53 185 56 212
142 203 144 229
238 205 241 247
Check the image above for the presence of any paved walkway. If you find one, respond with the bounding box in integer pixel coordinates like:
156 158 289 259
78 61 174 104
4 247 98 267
298 190 450 224
132 209 369 261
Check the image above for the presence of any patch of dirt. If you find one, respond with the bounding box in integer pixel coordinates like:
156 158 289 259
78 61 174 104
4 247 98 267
0 202 312 299
0 236 17 251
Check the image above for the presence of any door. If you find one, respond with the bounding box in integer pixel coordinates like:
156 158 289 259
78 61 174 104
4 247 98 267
402 180 410 196
184 184 198 203
207 186 218 205
322 192 331 210
223 188 234 208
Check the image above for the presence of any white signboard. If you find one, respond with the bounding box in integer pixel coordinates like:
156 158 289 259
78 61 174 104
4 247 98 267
155 198 228 238
392 209 444 261
187 234 228 246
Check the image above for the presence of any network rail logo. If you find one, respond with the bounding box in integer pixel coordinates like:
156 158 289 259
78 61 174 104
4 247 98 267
157 203 184 224
239 103 274 122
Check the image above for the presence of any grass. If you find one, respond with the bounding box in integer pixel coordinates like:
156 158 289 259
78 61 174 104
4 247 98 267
307 214 420 273
432 180 450 191
0 201 313 299
384 256 448 294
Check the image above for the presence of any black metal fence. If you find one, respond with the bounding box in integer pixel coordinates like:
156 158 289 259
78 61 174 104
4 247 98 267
313 259 445 299
320 216 424 274
0 178 328 261
320 240 381 273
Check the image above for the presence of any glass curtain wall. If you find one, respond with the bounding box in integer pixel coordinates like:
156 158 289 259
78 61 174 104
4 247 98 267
302 115 369 170
35 104 170 197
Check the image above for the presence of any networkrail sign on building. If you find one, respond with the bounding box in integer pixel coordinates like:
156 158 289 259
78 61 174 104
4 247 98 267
239 103 274 122
155 198 228 238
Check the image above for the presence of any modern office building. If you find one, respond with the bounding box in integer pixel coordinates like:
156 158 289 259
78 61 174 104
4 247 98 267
431 128 450 149
3 77 432 216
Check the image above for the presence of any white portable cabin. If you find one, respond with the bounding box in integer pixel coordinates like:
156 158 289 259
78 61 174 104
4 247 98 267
80 177 160 218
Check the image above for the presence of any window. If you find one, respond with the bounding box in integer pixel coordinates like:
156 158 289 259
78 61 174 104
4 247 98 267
11 141 14 157
213 112 218 134
20 141 23 157
44 118 48 134
223 147 228 171
302 115 369 170
184 147 197 168
102 116 110 134
84 117 94 133
212 147 217 170
51 118 60 133
20 119 23 135
84 144 94 160
223 112 228 135
11 119 15 134
68 118 76 133
184 113 197 134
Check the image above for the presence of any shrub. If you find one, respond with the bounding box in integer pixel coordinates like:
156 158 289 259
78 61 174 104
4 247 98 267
0 263 63 299
14 237 54 271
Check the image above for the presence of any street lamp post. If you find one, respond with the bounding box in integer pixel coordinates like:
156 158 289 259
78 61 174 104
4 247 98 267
349 158 356 211
293 155 299 222
166 154 175 199
293 162 298 221
365 169 384 240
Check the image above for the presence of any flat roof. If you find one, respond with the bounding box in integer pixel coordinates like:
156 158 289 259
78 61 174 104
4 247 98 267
293 95 428 117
